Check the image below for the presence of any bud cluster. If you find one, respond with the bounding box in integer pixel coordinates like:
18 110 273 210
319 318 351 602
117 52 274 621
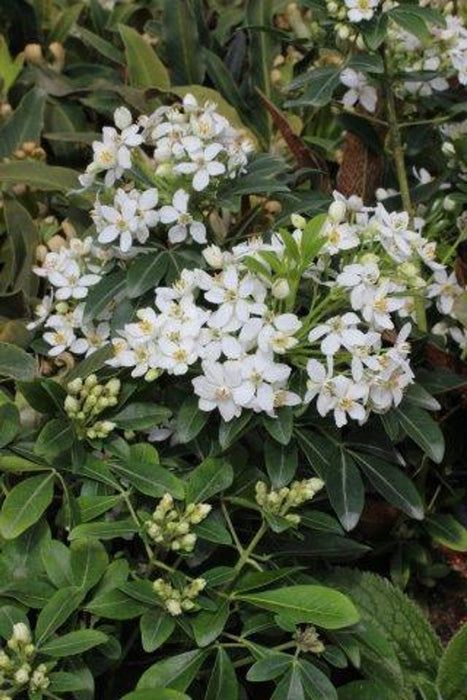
144 494 211 553
295 625 325 654
0 623 49 697
153 577 206 616
255 478 324 525
65 374 120 439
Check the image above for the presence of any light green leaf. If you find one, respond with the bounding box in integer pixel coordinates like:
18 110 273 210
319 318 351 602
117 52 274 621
240 585 359 629
424 514 467 552
0 472 54 539
41 539 72 589
137 649 209 691
119 25 170 90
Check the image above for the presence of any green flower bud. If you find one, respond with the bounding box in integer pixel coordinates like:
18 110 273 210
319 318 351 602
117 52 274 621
67 378 83 395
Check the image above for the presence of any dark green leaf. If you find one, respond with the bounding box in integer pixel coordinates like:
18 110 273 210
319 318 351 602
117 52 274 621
192 601 230 647
140 609 175 653
262 407 293 445
35 587 84 645
176 396 210 443
205 648 238 700
119 24 170 89
126 251 168 298
113 402 172 430
69 519 138 541
137 649 209 691
34 418 74 459
264 439 297 488
83 270 127 324
0 162 79 191
0 342 36 380
0 88 46 158
70 537 108 592
40 629 108 657
164 0 205 85
323 450 364 531
394 405 445 463
424 514 467 552
0 402 20 447
185 457 233 504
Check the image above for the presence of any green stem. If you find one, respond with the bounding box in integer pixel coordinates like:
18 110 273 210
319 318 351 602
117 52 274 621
385 58 427 333
230 521 268 584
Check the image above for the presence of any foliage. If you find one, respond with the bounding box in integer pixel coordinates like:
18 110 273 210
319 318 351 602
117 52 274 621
0 0 466 698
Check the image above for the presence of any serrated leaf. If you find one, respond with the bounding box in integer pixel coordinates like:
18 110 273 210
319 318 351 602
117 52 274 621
437 624 467 700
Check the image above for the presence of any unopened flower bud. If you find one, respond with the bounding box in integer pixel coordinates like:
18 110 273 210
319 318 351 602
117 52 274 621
271 278 290 299
166 599 182 616
291 213 306 230
202 245 224 269
67 378 83 395
64 395 80 415
24 43 43 64
442 141 455 156
105 378 121 396
337 24 351 40
328 200 346 224
443 196 456 212
11 623 31 646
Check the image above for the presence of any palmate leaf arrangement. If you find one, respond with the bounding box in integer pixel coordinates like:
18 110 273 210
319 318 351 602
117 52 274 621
0 1 467 699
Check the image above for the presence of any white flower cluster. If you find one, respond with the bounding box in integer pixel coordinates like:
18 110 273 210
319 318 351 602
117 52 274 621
103 190 464 427
79 95 253 249
389 13 467 96
326 0 382 25
29 236 113 357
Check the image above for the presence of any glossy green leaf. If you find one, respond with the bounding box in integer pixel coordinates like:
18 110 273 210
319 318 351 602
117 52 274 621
163 0 205 85
240 585 359 629
192 600 230 647
35 586 84 645
176 396 210 443
0 161 79 191
185 457 233 503
34 418 74 459
126 250 168 298
137 649 209 691
264 439 297 488
40 629 108 657
0 403 20 447
70 538 108 592
0 342 36 380
113 402 172 430
83 270 127 324
0 472 54 539
323 450 364 531
424 514 467 552
69 519 138 541
205 648 238 700
41 539 72 589
394 405 445 463
262 407 293 445
140 609 175 653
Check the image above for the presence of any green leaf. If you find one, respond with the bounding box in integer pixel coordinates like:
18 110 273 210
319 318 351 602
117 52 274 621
353 453 424 520
0 161 79 191
75 25 124 64
0 88 46 158
122 691 189 700
246 0 273 146
264 440 297 488
48 3 84 43
337 680 397 699
394 405 445 463
272 665 305 700
361 13 389 50
323 450 364 531
424 514 467 552
4 197 39 296
83 269 127 324
35 587 84 645
219 411 253 449
192 601 230 647
126 250 168 298
40 629 108 657
205 648 238 700
236 567 302 593
437 624 467 700
18 378 66 414
193 511 232 545
302 214 327 263
323 568 442 691
164 0 205 85
0 403 20 447
34 418 74 459
346 53 384 74
0 472 54 539
239 585 359 629
140 609 175 653
70 538 109 592
262 407 293 445
288 67 340 108
41 539 72 588
77 494 122 522
0 342 36 380
137 649 208 691
69 519 139 541
0 36 24 94
389 5 445 42
247 654 292 681
119 24 170 90
113 402 172 430
86 588 147 620
112 451 184 499
176 396 210 443
297 658 338 700
405 383 441 411
0 454 48 473
185 457 233 504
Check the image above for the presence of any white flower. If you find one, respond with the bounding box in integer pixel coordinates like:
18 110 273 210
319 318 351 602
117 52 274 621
192 360 244 421
427 269 462 315
94 189 140 253
344 0 380 23
449 326 467 350
340 69 377 113
308 313 365 355
233 353 292 413
174 143 226 191
27 294 53 329
159 189 206 244
304 359 331 404
317 375 367 427
200 266 266 332
360 280 406 330
43 323 76 357
48 260 101 300
321 219 360 255
240 312 302 354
